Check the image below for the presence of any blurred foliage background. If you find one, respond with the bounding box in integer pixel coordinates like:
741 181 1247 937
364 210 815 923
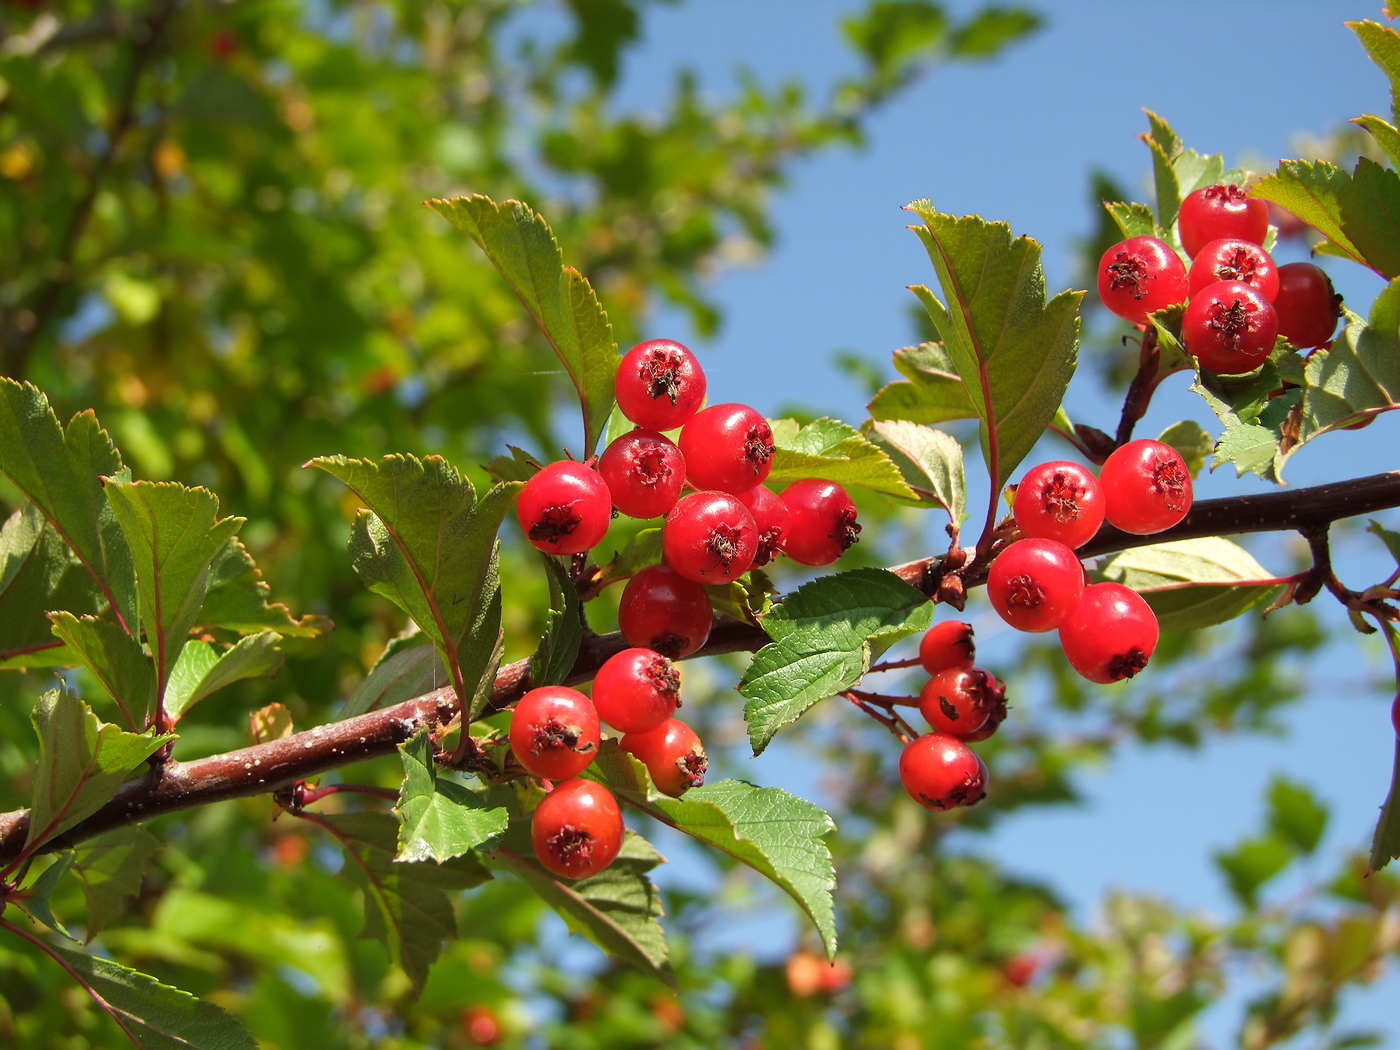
1 1 1397 1047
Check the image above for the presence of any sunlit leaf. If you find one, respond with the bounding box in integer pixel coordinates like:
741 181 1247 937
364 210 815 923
395 730 507 863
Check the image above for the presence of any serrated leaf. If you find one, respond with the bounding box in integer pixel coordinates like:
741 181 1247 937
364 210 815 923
1141 109 1223 237
862 418 965 520
395 730 507 863
23 852 77 939
198 537 330 638
309 455 516 715
1252 161 1371 272
44 943 258 1050
73 827 162 937
1267 777 1328 856
530 554 582 688
427 196 618 454
740 568 934 754
0 505 102 667
1156 420 1214 477
493 830 671 984
1191 353 1295 482
0 379 136 630
483 445 541 485
103 481 243 710
1147 301 1196 375
867 342 977 425
704 568 774 627
26 688 172 851
596 744 838 958
1351 19 1400 121
1099 537 1283 633
164 632 283 721
905 207 1081 503
767 417 915 498
48 612 155 728
320 812 491 992
345 630 441 718
1369 738 1400 872
1105 200 1161 240
1353 114 1400 170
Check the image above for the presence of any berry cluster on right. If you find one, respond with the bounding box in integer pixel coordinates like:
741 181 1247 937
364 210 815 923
1097 183 1344 373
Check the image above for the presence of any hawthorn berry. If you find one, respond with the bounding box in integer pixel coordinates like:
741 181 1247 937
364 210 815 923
508 686 601 781
662 490 758 584
1099 439 1192 535
987 537 1085 633
597 428 686 519
1057 581 1159 683
515 460 612 555
1178 183 1269 257
591 647 681 734
1274 262 1343 349
735 484 790 566
678 403 775 493
622 717 707 797
1182 279 1279 374
1096 236 1188 325
618 564 713 657
530 778 624 879
898 733 987 811
1187 238 1280 301
615 339 707 431
918 620 975 675
918 667 1006 738
781 479 861 566
1012 460 1105 550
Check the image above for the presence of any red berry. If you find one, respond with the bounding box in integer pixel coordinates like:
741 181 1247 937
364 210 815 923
617 564 712 657
1178 183 1269 257
918 667 1006 738
678 403 775 493
987 537 1084 633
1182 280 1279 374
1012 461 1105 550
662 490 758 584
591 647 680 733
461 1005 501 1046
615 339 707 431
781 479 861 566
530 778 624 879
1099 439 1192 535
898 733 987 810
597 428 686 519
735 484 789 566
508 686 601 781
515 460 612 555
918 620 975 675
1274 262 1343 349
621 718 707 797
1096 236 1188 324
1187 238 1280 302
1057 582 1159 683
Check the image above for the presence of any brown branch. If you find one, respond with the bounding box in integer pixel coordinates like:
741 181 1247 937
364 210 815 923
3 469 1400 866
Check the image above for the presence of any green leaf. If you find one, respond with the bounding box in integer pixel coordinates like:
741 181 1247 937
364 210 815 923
704 568 774 628
321 812 491 992
0 504 102 667
345 630 441 718
529 555 582 688
1215 835 1294 908
1105 200 1161 241
599 527 663 581
1141 109 1223 236
103 481 243 708
1370 737 1400 872
483 445 541 485
1099 537 1283 633
45 943 259 1050
0 379 136 630
48 612 155 728
1368 519 1400 566
767 417 915 499
1351 19 1400 121
905 207 1081 499
1266 777 1329 856
26 687 172 851
1156 420 1214 477
493 830 672 985
866 342 978 425
597 745 839 958
1252 161 1373 272
72 827 162 937
862 418 965 519
197 537 330 638
22 852 77 939
1190 351 1295 482
1338 158 1400 280
740 568 934 754
163 632 283 721
427 196 618 455
395 729 508 863
1354 114 1400 170
309 455 516 716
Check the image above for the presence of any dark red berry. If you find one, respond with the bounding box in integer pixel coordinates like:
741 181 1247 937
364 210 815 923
622 717 707 797
515 461 612 555
1099 439 1192 535
615 339 707 431
781 479 861 566
918 667 1005 738
1057 582 1159 683
591 647 681 734
597 428 686 519
1012 461 1106 550
508 686 601 781
1178 183 1269 257
918 620 975 675
1097 236 1188 324
617 564 713 657
1274 262 1343 349
662 490 758 584
735 484 790 566
1182 280 1278 374
531 778 624 879
1187 238 1280 301
899 733 987 810
987 537 1084 633
678 403 775 493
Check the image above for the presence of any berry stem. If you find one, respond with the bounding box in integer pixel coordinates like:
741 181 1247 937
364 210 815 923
866 657 923 674
842 690 917 741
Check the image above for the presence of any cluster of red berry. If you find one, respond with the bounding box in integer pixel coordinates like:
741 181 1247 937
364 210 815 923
509 339 866 879
1097 183 1343 373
